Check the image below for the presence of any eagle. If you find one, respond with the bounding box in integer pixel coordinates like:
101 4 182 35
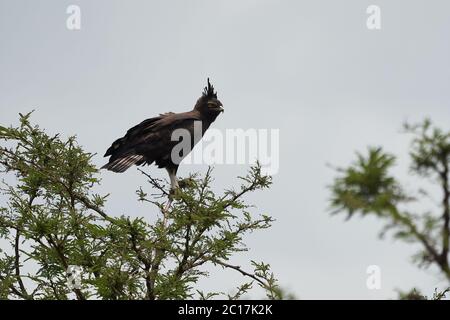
102 79 224 190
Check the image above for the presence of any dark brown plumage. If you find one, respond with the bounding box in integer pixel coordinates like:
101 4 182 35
102 78 224 189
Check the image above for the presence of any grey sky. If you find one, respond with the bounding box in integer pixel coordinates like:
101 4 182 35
1 0 450 299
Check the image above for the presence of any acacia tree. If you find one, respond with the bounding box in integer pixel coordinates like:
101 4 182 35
330 119 450 298
0 113 279 300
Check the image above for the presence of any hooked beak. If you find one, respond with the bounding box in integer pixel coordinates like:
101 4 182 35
219 106 224 113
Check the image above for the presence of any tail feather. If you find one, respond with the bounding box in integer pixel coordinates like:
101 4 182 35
102 154 144 173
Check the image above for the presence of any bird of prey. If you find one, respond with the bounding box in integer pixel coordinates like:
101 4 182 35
102 79 224 190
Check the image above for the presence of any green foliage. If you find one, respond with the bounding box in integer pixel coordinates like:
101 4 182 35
398 287 450 300
397 288 427 300
0 113 279 300
330 147 406 219
405 119 450 179
330 119 450 295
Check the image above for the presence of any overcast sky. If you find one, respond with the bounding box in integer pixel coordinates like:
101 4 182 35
1 0 450 299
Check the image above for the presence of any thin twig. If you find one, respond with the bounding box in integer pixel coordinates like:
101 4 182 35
213 259 268 289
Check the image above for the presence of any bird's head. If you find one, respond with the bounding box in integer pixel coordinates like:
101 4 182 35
194 78 224 119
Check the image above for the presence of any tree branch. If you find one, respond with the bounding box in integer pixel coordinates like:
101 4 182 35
46 235 86 300
440 161 450 275
127 221 153 299
13 230 29 299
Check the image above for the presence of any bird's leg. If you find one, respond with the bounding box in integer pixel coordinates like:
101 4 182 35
163 167 178 217
167 168 179 192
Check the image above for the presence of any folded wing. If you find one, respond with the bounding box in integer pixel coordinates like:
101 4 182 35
102 111 201 173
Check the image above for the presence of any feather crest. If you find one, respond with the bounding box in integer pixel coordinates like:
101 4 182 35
202 78 217 99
